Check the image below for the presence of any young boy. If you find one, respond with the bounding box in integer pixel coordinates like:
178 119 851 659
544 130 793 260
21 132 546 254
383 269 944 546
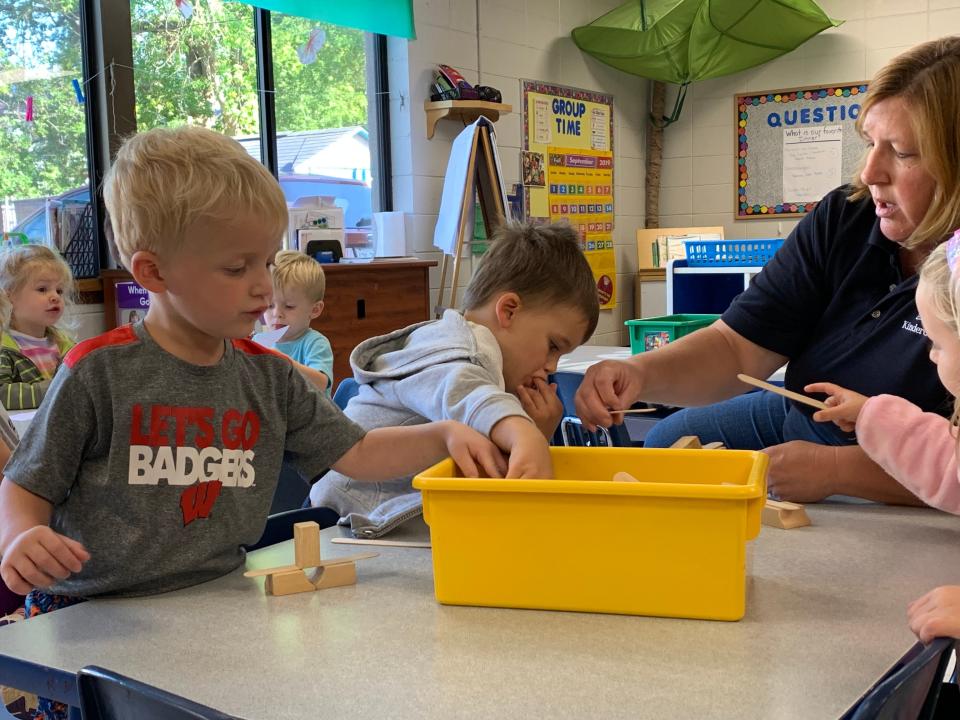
256 249 333 393
310 221 600 537
0 126 504 603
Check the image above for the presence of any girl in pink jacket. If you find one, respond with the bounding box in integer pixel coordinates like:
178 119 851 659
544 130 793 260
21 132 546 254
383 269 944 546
808 234 960 644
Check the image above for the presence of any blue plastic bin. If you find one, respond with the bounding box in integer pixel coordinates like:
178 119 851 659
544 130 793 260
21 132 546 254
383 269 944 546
684 239 783 267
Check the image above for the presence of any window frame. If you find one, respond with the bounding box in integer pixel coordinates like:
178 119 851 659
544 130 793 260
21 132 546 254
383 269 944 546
81 2 390 268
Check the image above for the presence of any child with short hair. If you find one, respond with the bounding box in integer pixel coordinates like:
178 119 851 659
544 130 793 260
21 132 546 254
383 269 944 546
310 221 600 537
256 249 334 392
0 245 76 410
808 234 960 643
0 126 503 608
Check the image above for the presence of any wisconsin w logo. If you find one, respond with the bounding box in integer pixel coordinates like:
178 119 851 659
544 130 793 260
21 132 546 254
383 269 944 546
179 480 223 526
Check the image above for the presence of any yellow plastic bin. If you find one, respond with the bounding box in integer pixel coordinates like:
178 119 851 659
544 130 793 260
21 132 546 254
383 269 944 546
413 447 767 621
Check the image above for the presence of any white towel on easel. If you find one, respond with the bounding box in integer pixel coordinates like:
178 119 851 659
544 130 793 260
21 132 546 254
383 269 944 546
432 117 506 255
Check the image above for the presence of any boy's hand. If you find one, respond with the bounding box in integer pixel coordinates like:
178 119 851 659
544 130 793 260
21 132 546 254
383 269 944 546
804 382 869 432
908 586 960 643
0 526 90 595
438 421 507 478
517 378 564 440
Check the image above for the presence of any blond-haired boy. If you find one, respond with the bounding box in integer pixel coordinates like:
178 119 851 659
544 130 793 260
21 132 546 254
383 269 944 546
310 221 600 537
0 126 503 603
255 249 334 393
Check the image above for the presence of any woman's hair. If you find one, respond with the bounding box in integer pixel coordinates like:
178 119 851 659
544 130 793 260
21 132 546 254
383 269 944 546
919 241 960 431
850 36 960 249
0 244 76 331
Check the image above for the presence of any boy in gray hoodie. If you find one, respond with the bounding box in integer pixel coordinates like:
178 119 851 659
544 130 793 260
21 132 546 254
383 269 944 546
309 221 600 537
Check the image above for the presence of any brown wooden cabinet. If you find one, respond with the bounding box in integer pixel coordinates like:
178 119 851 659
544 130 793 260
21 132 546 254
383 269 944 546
100 261 437 389
313 260 436 387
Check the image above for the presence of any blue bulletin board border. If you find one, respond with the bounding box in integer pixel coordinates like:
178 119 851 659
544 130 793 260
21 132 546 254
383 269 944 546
736 81 868 219
521 80 614 219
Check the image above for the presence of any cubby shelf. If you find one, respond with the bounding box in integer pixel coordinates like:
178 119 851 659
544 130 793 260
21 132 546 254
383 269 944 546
424 99 512 139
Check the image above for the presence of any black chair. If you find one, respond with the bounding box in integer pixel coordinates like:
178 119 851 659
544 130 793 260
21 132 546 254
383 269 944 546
841 638 958 720
77 665 239 720
244 505 340 552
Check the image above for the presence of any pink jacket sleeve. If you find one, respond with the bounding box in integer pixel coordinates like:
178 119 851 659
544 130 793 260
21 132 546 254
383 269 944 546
858 394 960 512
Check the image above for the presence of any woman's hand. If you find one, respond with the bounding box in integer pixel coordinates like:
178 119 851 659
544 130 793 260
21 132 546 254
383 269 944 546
574 360 645 431
908 586 960 643
763 441 839 502
805 382 870 433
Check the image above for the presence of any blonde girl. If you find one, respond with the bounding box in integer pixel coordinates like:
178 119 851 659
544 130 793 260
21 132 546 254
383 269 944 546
0 245 76 410
808 234 960 643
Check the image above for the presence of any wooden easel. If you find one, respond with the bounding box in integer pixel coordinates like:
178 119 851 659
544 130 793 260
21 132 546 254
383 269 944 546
435 123 507 317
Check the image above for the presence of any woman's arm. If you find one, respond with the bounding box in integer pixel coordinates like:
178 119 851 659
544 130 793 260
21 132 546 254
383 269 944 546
765 441 926 506
575 320 788 429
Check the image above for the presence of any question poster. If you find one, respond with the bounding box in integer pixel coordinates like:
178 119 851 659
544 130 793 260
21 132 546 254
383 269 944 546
523 80 615 309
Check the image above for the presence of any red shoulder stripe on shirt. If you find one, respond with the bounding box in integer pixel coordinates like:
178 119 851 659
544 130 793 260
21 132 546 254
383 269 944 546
232 338 288 360
64 325 139 369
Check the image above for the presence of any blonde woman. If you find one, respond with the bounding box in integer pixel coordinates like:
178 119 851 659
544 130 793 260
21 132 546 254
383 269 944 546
576 36 960 506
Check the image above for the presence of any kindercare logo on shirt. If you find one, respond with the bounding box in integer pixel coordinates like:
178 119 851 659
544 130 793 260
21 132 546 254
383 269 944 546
902 314 927 338
127 404 261 526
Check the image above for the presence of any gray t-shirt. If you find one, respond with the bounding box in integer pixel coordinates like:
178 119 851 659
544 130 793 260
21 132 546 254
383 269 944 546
4 323 365 597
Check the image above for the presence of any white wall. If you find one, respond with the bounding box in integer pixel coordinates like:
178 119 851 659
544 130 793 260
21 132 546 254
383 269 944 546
389 0 649 346
659 0 960 243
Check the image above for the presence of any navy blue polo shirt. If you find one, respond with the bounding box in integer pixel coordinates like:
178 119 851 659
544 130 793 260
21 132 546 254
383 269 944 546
722 185 951 444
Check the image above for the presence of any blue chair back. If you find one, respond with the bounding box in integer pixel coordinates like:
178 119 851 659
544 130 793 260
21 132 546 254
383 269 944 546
550 371 633 447
78 665 239 720
333 377 360 410
841 638 956 720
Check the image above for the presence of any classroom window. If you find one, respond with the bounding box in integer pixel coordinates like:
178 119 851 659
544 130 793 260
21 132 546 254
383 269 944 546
131 0 260 136
270 15 374 247
0 1 92 248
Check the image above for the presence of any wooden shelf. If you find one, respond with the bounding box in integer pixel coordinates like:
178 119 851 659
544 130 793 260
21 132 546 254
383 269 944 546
424 100 512 139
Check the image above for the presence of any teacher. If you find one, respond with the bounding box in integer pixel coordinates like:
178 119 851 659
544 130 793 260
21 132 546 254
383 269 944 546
575 36 960 505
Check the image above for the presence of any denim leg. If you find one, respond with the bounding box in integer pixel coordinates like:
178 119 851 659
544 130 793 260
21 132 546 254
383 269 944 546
642 391 790 449
782 405 858 446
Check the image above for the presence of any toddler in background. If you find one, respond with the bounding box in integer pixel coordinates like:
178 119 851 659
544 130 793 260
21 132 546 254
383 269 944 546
256 249 333 393
310 221 600 538
808 234 960 643
0 245 75 410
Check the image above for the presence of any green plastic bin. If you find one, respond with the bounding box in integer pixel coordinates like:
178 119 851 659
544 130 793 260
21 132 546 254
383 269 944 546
625 314 720 354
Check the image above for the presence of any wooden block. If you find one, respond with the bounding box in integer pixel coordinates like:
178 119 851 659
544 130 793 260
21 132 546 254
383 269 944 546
294 521 322 568
612 471 640 483
762 499 811 530
265 568 317 596
245 552 379 578
311 562 357 590
702 441 725 450
670 435 702 449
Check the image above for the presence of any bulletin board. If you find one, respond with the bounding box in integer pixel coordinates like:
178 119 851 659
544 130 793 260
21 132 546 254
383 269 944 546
736 82 868 219
522 80 616 308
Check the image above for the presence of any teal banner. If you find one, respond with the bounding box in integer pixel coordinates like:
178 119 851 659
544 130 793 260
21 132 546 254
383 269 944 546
230 0 416 38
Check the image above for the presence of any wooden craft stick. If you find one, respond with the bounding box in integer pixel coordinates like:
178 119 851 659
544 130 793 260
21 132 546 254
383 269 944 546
330 537 432 549
609 407 657 414
670 435 702 449
737 374 828 410
612 471 640 482
702 441 726 450
243 551 378 578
